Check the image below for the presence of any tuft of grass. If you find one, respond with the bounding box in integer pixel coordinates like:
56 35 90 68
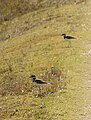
31 67 67 97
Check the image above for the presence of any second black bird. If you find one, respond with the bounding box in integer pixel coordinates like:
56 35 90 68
30 75 47 84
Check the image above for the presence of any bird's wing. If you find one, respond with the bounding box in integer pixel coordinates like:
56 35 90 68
35 80 47 84
67 36 76 39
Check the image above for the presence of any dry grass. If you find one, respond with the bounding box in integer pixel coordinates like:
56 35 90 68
0 0 91 119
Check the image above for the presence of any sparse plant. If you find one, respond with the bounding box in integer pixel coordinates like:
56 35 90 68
31 67 67 97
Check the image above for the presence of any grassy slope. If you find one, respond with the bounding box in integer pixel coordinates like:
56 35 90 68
0 0 91 119
0 0 85 23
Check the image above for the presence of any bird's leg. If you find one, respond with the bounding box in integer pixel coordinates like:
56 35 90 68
68 41 71 48
38 86 42 97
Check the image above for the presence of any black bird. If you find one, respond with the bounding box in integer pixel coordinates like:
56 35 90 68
30 75 48 97
30 75 47 85
61 34 76 47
